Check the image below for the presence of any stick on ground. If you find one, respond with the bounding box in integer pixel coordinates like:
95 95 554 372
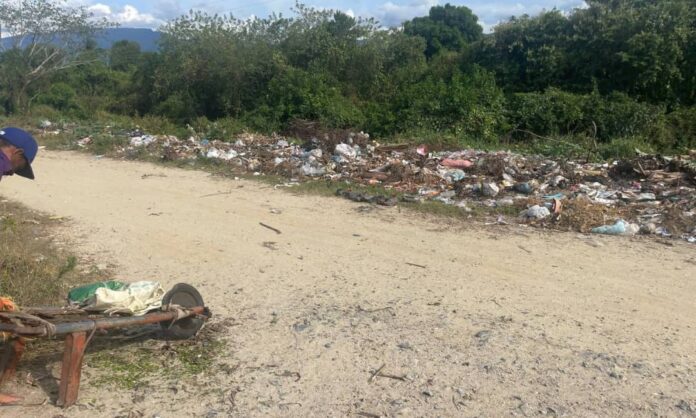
259 222 282 234
368 363 386 383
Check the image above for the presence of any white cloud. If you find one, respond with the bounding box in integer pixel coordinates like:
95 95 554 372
376 0 439 27
373 0 586 31
88 3 165 28
87 3 112 15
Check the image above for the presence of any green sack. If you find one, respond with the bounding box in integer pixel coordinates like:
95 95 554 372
67 280 127 304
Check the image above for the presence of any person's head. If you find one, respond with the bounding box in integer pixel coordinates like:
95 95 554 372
0 127 37 179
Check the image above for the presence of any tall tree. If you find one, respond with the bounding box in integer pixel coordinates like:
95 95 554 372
109 40 142 72
0 0 112 112
404 4 482 58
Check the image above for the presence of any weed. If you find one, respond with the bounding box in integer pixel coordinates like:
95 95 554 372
0 201 106 305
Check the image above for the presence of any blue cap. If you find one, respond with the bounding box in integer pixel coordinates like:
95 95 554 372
0 127 37 179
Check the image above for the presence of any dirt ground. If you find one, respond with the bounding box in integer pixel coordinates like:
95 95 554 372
2 151 695 417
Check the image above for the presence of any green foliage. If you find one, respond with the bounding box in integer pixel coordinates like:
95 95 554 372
507 88 669 145
404 4 483 58
263 66 365 128
507 88 585 137
476 10 571 92
35 82 81 113
0 0 114 112
477 0 696 105
390 63 506 143
598 136 656 160
1 1 694 155
665 107 696 150
190 116 247 141
109 40 141 71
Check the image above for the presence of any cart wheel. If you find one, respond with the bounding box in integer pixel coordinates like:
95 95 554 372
160 283 206 340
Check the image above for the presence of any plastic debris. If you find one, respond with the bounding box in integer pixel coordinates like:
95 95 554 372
441 158 473 169
206 147 238 160
68 280 128 305
591 220 640 236
441 169 466 183
520 205 551 220
334 143 358 162
481 182 500 197
76 137 92 147
130 135 156 147
514 182 534 194
301 163 325 177
65 128 695 243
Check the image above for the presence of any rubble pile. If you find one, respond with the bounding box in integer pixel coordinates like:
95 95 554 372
86 130 696 243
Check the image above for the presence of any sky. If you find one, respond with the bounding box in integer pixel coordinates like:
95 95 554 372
70 0 587 32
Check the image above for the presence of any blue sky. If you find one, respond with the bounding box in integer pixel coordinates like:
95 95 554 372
73 0 586 32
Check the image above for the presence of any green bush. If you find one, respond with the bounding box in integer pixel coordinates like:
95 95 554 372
392 66 506 142
597 136 656 160
133 115 185 137
154 92 197 122
665 107 696 151
506 88 677 152
264 67 365 129
583 91 666 142
507 88 585 136
190 116 248 141
35 82 82 115
27 104 62 121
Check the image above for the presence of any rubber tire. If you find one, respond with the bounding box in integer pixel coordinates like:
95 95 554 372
160 283 205 340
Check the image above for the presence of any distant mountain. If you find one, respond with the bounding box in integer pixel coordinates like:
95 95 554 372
1 27 162 52
93 28 161 52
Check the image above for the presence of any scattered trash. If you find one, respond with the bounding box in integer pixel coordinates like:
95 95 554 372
68 280 127 305
301 163 325 177
206 147 238 160
69 280 164 315
481 182 500 197
76 137 92 147
441 158 473 169
62 127 695 243
334 143 358 162
441 169 466 183
591 220 640 236
129 135 157 147
520 205 551 220
514 182 534 194
336 189 397 206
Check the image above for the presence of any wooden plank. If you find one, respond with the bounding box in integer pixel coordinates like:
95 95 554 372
57 332 86 407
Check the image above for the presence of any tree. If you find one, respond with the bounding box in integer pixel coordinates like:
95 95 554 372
109 40 142 72
0 0 112 112
475 10 572 92
567 0 695 104
404 4 482 58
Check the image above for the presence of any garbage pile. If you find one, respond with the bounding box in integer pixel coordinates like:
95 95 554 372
97 130 696 243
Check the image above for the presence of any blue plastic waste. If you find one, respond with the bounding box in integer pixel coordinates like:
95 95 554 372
443 169 466 183
514 182 533 194
591 220 627 235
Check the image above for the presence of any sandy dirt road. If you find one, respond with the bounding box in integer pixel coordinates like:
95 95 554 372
2 150 695 417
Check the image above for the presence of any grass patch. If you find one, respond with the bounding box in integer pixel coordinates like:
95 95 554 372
0 200 105 306
89 346 161 389
85 322 228 389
